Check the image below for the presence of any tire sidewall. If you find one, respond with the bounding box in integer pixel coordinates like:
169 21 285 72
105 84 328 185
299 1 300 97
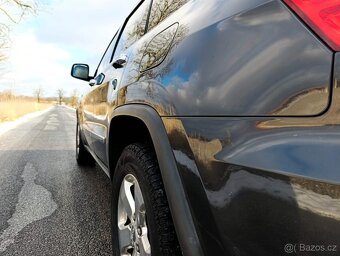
76 123 94 166
76 123 80 160
111 149 162 256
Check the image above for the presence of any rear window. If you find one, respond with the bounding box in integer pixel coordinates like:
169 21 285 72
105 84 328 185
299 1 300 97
115 0 152 54
147 0 188 31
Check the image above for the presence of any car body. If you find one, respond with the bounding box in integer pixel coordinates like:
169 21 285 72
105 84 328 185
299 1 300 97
72 0 340 255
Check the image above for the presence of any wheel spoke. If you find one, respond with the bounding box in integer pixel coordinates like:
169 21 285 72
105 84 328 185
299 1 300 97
139 235 151 256
132 249 138 256
118 226 133 255
135 183 150 256
134 183 145 224
118 174 151 256
118 178 135 222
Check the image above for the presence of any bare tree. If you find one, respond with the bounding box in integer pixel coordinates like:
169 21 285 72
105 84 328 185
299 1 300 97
0 0 37 23
57 89 64 105
0 25 10 63
34 86 43 103
69 89 78 107
0 0 39 62
148 0 188 31
0 89 15 101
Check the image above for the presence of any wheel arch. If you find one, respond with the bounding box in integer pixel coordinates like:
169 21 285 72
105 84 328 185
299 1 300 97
107 104 203 256
108 115 153 178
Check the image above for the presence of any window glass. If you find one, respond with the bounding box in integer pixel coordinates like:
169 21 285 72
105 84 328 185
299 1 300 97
114 0 151 56
97 30 119 75
140 23 178 71
148 0 188 31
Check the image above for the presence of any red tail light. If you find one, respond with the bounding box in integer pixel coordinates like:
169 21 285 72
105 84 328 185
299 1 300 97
283 0 340 51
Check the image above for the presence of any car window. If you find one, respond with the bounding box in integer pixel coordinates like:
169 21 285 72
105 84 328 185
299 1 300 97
140 23 179 72
114 0 152 57
96 30 119 76
147 0 188 32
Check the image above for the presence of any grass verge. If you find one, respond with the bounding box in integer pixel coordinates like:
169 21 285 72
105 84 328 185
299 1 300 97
0 100 52 122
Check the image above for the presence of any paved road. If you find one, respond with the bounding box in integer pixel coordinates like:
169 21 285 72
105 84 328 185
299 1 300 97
0 106 112 255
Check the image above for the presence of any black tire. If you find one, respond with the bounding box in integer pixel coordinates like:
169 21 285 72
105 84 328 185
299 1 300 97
111 143 181 256
76 123 95 166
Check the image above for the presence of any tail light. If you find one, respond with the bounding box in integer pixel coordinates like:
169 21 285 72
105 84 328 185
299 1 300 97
283 0 340 51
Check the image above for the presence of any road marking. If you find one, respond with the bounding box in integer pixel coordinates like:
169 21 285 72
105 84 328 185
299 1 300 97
49 117 59 122
0 163 57 252
44 116 60 130
46 120 60 125
44 125 57 131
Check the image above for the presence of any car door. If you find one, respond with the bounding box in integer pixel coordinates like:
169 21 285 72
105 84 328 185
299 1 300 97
89 31 120 165
91 0 153 165
78 85 95 149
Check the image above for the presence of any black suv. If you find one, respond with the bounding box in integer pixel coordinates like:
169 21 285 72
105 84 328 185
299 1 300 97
71 0 340 255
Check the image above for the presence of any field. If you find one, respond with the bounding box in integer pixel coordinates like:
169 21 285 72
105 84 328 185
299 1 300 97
0 91 52 122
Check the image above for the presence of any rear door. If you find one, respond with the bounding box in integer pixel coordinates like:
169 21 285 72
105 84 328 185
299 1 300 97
91 0 152 164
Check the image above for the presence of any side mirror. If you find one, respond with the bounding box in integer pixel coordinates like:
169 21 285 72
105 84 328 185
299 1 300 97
71 64 91 81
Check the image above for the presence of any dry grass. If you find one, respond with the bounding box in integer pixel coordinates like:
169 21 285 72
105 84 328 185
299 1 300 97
0 100 51 122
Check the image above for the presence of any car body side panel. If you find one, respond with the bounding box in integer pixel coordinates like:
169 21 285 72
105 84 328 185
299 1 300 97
78 88 96 148
91 63 126 165
117 0 332 117
160 53 340 255
91 82 109 164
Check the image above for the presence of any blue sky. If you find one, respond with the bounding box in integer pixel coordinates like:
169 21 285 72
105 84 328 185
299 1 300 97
0 0 136 97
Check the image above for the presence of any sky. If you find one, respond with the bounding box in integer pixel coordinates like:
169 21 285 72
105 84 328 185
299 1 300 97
0 0 136 97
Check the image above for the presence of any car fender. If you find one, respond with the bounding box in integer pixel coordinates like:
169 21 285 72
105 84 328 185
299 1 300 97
108 103 203 256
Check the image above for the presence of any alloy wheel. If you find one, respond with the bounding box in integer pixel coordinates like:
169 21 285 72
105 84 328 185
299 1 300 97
117 174 151 256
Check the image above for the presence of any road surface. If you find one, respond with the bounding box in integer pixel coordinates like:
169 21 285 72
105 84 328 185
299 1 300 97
0 106 112 255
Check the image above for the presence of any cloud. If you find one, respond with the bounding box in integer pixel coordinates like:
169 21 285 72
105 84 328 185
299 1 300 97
31 0 136 64
0 0 137 97
3 30 75 96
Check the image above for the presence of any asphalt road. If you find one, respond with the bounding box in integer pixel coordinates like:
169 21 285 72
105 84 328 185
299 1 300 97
0 106 112 256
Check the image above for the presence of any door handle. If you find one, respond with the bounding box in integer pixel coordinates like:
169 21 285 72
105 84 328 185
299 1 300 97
89 79 96 86
112 55 128 69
